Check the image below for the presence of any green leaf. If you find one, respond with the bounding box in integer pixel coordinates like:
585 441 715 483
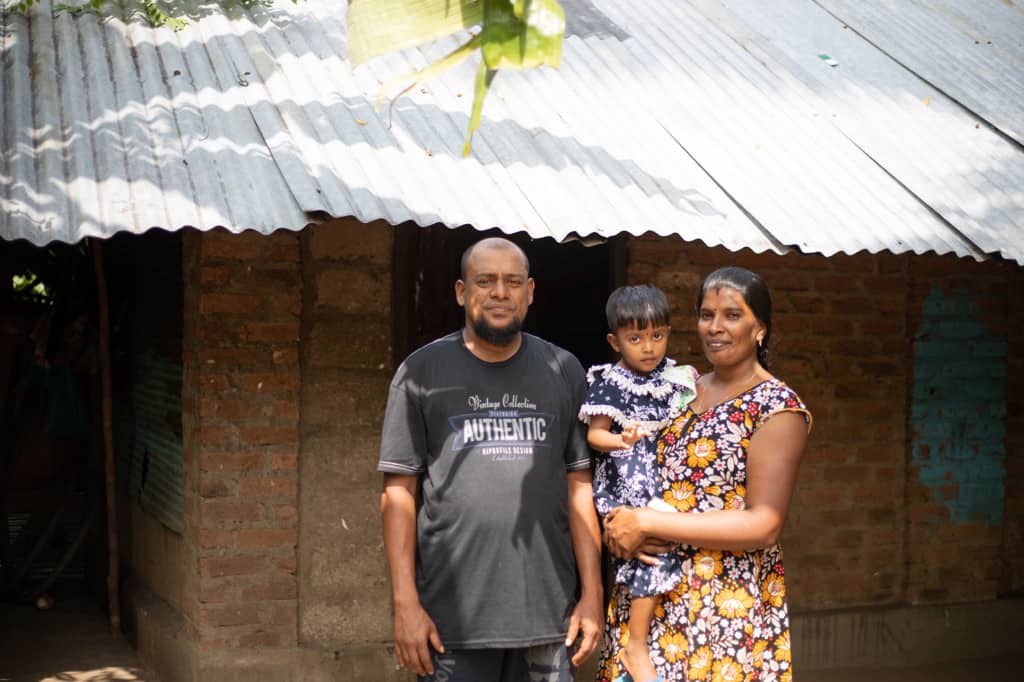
347 0 484 65
481 0 564 70
376 34 482 110
463 58 496 156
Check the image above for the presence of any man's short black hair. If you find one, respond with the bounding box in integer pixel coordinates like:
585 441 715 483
605 285 671 332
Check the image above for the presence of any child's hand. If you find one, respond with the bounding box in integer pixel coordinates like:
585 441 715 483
619 423 652 449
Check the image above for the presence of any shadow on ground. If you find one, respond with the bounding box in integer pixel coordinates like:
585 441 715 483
0 595 150 682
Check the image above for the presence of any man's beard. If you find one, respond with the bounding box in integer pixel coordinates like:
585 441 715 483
471 315 523 347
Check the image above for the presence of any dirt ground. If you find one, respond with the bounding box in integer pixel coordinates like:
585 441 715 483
0 594 147 682
0 595 1015 682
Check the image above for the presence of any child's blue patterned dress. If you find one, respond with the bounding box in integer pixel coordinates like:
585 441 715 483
579 358 698 598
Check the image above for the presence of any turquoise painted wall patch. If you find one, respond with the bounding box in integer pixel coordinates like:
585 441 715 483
911 287 1007 524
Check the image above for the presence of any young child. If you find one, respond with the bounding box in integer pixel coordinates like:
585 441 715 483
579 285 698 682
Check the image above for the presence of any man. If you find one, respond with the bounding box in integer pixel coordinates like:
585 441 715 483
379 237 603 681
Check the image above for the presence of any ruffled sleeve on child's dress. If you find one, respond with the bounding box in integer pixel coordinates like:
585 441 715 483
578 359 699 432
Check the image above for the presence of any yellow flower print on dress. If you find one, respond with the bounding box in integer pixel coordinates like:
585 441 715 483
687 437 717 468
666 480 696 511
774 630 792 662
751 639 768 668
600 654 618 681
715 587 754 618
688 646 712 680
711 656 744 682
761 574 786 608
724 484 746 510
658 630 688 664
689 588 703 613
693 549 724 579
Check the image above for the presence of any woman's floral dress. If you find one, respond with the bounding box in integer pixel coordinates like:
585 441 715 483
597 379 811 682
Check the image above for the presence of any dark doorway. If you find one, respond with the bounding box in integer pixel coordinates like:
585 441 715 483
393 225 624 370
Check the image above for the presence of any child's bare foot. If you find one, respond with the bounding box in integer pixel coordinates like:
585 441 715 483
623 636 658 682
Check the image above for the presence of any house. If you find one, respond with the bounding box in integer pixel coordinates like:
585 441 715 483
2 0 1022 680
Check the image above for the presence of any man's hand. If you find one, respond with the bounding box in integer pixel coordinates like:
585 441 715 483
565 590 603 666
393 599 444 676
566 468 605 667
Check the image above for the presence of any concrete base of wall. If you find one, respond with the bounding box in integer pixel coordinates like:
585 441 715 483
121 597 1023 680
199 650 302 682
794 600 1024 670
300 644 410 682
128 580 195 682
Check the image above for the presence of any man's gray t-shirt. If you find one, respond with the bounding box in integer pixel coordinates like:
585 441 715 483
378 331 591 649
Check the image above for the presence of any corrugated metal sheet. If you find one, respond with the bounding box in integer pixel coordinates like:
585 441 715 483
814 0 1024 146
685 0 1023 263
1 0 1022 264
0 3 309 243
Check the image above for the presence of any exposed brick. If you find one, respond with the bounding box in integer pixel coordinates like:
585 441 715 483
200 399 265 420
271 504 298 521
197 426 233 447
199 529 234 549
238 373 300 393
201 500 264 524
199 556 267 578
243 322 300 343
199 639 228 652
271 453 298 470
198 348 272 369
200 477 237 498
239 476 298 498
239 426 299 446
240 581 298 601
201 266 232 286
200 293 264 315
267 605 298 625
237 528 298 550
316 269 389 315
199 581 232 604
308 219 392 264
268 293 302 317
237 628 295 648
200 606 262 628
272 348 300 366
200 451 265 472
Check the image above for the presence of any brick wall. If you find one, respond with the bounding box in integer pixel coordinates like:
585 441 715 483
171 226 1019 680
627 237 1020 610
181 228 302 675
297 219 398 677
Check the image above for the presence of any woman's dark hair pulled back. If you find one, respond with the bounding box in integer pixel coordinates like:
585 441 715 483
696 267 773 368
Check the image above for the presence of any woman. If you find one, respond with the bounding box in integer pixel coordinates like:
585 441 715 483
598 267 811 682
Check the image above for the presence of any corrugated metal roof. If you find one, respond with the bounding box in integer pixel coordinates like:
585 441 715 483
814 0 1024 146
0 3 309 243
1 0 1021 264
